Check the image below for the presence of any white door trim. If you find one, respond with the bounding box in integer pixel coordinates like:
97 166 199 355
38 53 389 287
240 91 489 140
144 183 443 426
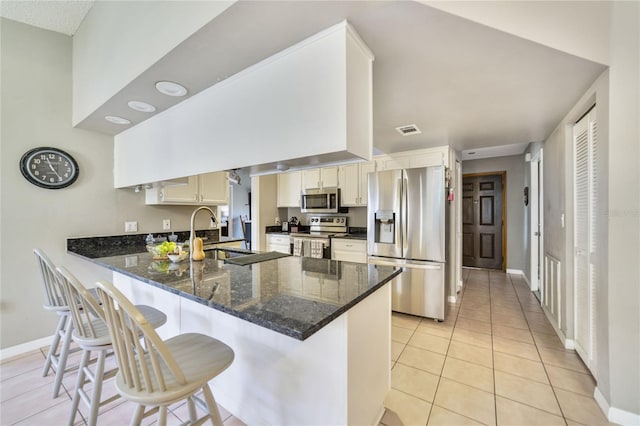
529 149 544 293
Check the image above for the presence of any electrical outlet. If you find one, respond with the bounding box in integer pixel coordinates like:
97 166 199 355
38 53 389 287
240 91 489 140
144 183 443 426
163 219 171 230
125 221 138 232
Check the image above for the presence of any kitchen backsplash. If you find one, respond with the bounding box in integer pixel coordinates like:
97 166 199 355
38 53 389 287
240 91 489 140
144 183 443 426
67 229 219 258
277 206 367 227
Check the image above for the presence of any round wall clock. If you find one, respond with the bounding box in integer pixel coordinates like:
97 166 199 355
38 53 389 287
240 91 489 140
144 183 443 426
20 147 79 189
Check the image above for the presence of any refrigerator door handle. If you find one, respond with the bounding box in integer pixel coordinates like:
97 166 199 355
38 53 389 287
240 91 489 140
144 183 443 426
402 176 408 252
397 176 404 251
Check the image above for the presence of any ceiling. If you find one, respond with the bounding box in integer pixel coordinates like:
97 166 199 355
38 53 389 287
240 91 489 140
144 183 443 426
2 1 606 159
0 0 93 36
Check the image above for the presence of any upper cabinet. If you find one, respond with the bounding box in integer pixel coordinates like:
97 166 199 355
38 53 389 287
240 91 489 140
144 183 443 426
374 147 449 171
301 166 339 190
339 161 375 206
199 172 230 204
158 176 199 203
277 171 301 208
145 171 229 205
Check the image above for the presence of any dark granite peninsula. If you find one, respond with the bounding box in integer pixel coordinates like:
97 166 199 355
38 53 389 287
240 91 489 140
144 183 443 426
68 234 401 425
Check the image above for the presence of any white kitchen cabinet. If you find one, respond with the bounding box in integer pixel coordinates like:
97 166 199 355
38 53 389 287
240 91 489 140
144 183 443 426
199 172 230 204
374 147 448 171
339 161 375 206
158 176 199 203
302 166 339 190
266 234 291 254
331 238 367 264
277 171 301 208
145 171 229 205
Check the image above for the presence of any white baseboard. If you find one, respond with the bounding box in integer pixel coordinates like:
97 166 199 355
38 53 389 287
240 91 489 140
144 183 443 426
540 305 575 350
594 386 640 425
521 272 530 286
448 295 457 304
0 336 51 362
506 268 524 275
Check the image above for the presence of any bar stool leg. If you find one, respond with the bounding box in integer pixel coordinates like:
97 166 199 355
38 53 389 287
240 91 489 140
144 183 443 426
187 397 197 423
52 316 74 398
68 348 90 426
42 314 66 377
88 350 105 426
131 404 145 426
202 385 223 426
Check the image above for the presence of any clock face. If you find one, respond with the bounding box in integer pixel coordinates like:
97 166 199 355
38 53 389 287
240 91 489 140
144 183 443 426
20 147 79 189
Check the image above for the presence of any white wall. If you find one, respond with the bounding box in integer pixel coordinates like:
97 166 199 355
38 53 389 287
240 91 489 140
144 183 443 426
72 0 234 125
605 1 639 417
423 0 610 65
0 19 216 351
533 2 639 419
252 175 278 251
522 141 544 283
462 155 526 271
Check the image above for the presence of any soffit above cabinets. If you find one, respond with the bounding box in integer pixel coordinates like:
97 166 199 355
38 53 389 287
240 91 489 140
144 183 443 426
73 1 605 155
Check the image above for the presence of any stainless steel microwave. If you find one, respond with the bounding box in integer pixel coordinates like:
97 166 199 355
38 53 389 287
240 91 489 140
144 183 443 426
300 188 340 213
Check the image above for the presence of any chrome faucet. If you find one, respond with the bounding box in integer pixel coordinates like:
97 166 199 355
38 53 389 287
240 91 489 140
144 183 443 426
190 206 218 251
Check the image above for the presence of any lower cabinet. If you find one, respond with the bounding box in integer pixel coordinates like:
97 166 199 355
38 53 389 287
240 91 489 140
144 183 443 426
266 234 291 254
331 238 367 263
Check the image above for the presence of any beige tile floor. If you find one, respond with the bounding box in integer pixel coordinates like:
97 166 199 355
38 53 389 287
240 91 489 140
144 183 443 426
0 269 614 425
0 342 244 425
382 269 616 426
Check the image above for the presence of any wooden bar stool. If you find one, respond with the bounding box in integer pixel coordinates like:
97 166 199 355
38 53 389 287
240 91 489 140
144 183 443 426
96 280 234 426
56 266 167 426
34 248 81 398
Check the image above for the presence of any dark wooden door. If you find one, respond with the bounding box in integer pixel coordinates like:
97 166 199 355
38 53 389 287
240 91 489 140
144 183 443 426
462 174 504 269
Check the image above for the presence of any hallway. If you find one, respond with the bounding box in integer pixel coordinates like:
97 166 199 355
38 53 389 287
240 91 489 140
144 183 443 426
382 269 613 425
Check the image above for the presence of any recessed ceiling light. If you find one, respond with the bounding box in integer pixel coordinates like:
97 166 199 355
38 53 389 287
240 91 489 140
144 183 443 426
127 100 156 113
155 81 188 97
105 115 131 125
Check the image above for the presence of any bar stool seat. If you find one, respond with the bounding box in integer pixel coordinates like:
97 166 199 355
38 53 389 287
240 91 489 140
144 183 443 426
34 248 81 399
57 266 167 426
97 280 234 426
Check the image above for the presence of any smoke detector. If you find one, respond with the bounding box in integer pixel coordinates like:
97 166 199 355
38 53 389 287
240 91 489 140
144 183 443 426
395 124 422 136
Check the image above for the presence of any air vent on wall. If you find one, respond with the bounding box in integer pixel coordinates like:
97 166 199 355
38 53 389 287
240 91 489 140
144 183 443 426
395 124 422 136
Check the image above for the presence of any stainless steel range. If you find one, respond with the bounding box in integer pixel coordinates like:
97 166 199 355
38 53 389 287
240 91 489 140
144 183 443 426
290 216 348 258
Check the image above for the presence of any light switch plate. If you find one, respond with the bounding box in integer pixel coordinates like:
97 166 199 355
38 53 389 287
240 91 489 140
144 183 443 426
163 219 171 230
125 221 138 232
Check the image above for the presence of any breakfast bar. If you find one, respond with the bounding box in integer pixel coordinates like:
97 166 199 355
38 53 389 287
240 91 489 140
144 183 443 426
68 239 400 425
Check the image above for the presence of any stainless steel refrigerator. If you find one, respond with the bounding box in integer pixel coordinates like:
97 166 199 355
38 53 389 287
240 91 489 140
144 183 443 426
367 166 449 320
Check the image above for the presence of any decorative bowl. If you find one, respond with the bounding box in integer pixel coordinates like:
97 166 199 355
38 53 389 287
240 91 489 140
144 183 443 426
146 242 180 260
167 252 188 263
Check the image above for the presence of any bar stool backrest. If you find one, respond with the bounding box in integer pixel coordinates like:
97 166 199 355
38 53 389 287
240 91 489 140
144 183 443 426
34 248 68 312
56 266 105 341
96 281 187 394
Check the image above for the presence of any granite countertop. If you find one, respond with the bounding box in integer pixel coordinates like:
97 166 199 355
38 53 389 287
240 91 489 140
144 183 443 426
68 243 399 341
331 233 367 240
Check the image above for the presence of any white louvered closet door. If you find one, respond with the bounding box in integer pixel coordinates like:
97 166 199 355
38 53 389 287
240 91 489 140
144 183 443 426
573 107 598 373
